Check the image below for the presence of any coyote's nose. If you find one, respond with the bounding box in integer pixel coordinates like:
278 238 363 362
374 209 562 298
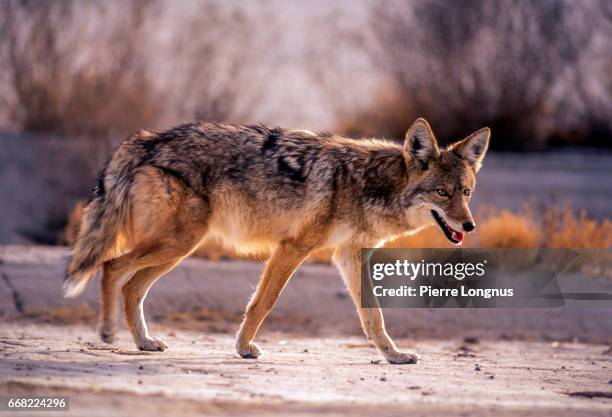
463 221 476 232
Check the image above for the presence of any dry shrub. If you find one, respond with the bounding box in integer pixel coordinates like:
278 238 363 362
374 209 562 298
543 206 612 248
26 306 97 325
1 1 162 138
475 207 542 248
474 205 612 249
0 1 267 138
363 0 612 149
334 83 414 140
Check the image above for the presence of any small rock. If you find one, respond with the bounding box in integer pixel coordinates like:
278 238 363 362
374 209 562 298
380 376 387 381
474 366 482 372
456 344 477 358
370 359 381 364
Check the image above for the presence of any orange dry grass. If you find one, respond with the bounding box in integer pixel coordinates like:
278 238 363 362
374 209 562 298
65 201 611 263
474 207 542 248
543 206 612 248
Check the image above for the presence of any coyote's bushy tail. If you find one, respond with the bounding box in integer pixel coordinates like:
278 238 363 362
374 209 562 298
63 130 154 297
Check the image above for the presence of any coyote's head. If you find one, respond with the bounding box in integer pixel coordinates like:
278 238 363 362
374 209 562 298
401 118 490 245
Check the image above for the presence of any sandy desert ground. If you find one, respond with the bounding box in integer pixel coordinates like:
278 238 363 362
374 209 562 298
1 322 611 417
1 245 611 416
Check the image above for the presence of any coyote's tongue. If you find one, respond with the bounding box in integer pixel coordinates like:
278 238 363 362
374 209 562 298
452 230 464 243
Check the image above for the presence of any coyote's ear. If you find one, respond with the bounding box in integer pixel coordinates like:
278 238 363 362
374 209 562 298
404 118 440 170
449 127 490 173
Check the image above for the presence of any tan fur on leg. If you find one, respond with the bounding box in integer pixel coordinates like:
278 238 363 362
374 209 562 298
235 240 314 358
333 246 420 364
122 260 181 351
99 261 131 343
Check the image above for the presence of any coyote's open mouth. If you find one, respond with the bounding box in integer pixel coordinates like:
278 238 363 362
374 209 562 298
431 210 464 244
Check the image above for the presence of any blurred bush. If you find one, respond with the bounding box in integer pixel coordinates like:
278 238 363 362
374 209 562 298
475 208 542 248
334 0 612 149
543 206 612 249
0 0 271 139
0 1 161 138
2 0 611 150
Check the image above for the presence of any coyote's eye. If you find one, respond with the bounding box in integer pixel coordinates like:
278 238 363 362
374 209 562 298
463 189 471 196
436 189 449 197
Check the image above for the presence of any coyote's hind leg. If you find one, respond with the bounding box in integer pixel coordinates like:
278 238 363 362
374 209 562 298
99 261 129 344
98 165 210 349
121 260 181 351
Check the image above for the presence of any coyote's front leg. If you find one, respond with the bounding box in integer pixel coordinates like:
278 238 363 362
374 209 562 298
333 246 421 364
235 240 311 358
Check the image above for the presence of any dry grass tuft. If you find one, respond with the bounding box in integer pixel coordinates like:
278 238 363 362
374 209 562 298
475 207 542 248
25 306 97 325
543 206 612 249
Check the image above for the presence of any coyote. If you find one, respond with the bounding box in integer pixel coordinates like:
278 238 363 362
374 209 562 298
64 118 490 364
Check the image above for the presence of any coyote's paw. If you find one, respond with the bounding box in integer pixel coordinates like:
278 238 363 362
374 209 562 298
384 349 421 364
138 337 168 352
236 341 262 359
99 326 115 344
